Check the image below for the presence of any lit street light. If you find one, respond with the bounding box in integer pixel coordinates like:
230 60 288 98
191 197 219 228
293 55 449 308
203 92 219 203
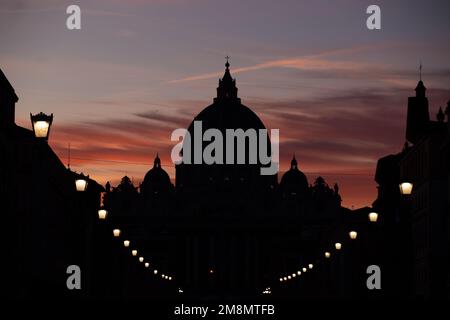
335 242 342 250
399 182 413 195
349 231 358 240
132 250 138 256
369 212 378 223
75 173 89 192
30 112 53 141
325 252 331 258
113 229 121 237
98 209 108 220
123 240 130 247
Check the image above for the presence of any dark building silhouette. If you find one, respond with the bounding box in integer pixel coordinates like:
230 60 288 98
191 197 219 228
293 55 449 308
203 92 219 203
373 79 450 299
2 62 449 300
0 68 104 298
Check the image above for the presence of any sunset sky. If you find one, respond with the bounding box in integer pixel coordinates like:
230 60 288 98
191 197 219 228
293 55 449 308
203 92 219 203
1 0 450 207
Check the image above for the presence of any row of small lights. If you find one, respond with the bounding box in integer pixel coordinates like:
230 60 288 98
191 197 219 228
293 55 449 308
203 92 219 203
73 175 176 282
112 227 175 282
275 182 413 288
278 215 374 284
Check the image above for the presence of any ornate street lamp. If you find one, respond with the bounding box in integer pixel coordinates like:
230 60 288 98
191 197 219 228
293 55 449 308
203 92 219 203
279 278 283 282
292 273 296 278
283 277 287 281
139 257 144 263
132 250 138 256
308 263 313 269
302 267 307 273
335 242 342 250
297 270 301 275
113 229 121 237
123 240 130 247
145 262 150 268
369 212 378 223
287 276 291 280
98 209 108 220
399 182 413 195
349 231 358 240
325 251 331 258
168 277 172 281
30 112 53 141
153 269 158 275
75 173 89 192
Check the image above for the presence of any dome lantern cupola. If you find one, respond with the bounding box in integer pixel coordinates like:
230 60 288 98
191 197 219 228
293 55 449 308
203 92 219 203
154 153 161 168
215 56 240 102
291 154 298 170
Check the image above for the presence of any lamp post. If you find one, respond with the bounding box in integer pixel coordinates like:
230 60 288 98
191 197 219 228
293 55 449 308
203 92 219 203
30 112 53 141
396 181 414 297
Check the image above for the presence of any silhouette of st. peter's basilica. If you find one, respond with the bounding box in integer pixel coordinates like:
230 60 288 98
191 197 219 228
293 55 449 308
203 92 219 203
1 61 449 300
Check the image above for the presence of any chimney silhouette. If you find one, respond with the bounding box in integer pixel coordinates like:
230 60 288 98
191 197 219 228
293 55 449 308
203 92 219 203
0 68 18 129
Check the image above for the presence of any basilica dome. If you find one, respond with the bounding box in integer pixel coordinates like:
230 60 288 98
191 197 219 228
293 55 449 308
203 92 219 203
176 60 277 193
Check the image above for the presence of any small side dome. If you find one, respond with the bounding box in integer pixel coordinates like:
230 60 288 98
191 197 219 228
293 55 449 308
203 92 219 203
141 154 172 196
280 154 308 195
